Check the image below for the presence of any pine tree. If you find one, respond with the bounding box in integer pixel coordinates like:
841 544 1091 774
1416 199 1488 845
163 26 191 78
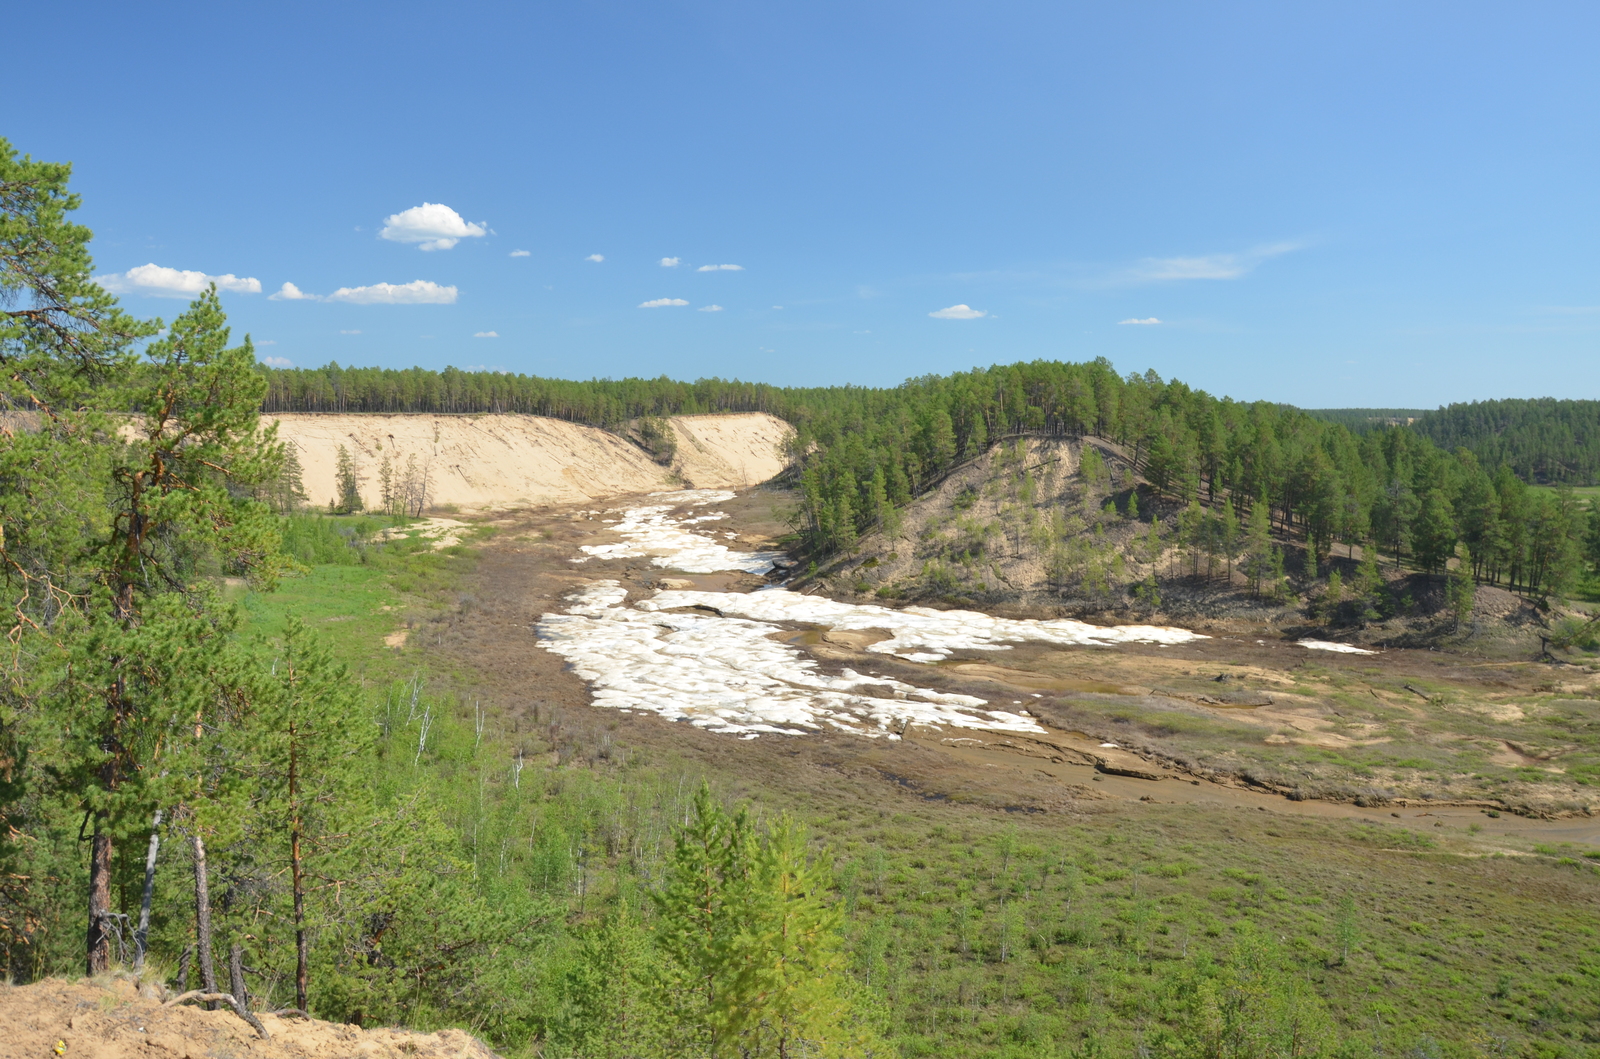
1412 488 1457 575
251 618 374 1013
335 445 363 513
559 901 665 1058
64 288 283 974
1446 543 1476 630
1353 539 1384 621
651 785 877 1058
1242 501 1273 597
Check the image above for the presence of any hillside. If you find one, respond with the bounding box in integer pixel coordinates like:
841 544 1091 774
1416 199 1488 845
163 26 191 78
269 411 791 511
808 434 1552 652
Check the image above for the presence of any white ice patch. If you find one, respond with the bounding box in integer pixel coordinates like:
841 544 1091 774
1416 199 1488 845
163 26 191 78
1296 640 1377 655
637 589 1205 662
576 489 786 574
538 581 1042 738
541 493 1209 739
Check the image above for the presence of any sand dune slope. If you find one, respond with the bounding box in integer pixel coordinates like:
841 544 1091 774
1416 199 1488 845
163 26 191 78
268 412 790 512
667 412 792 489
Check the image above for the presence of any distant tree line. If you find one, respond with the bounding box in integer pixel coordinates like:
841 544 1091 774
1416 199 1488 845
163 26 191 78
259 362 792 425
1409 398 1600 485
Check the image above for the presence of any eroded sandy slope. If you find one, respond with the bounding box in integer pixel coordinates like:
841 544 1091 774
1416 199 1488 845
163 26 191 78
268 412 791 512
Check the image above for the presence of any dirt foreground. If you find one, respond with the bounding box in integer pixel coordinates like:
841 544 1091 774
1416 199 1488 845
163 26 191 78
0 976 499 1059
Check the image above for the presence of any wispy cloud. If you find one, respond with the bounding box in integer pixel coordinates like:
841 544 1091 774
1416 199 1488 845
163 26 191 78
339 329 362 335
261 355 293 368
510 249 530 257
1118 317 1162 325
660 256 681 267
379 203 487 251
585 253 605 263
639 297 689 308
96 263 261 298
697 304 724 312
697 263 743 271
474 330 499 338
929 304 986 320
1124 242 1299 283
269 281 317 301
325 280 458 305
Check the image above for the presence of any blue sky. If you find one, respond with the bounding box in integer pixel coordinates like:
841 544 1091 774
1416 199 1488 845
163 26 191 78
8 1 1598 406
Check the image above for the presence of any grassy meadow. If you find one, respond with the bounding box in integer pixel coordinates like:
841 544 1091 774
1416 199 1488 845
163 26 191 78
226 515 1600 1058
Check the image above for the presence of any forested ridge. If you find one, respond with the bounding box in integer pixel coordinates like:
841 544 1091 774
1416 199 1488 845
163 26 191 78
1410 398 1600 485
259 363 1600 596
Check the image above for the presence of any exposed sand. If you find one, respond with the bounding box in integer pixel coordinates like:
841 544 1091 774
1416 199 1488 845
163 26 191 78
0 976 498 1059
267 412 791 513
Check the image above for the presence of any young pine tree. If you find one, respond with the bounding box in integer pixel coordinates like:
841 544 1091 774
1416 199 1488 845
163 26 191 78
1446 542 1476 630
334 445 363 513
251 617 374 1014
652 785 878 1058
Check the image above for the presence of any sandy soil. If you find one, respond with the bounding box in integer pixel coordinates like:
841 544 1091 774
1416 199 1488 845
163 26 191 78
268 412 791 513
0 976 498 1059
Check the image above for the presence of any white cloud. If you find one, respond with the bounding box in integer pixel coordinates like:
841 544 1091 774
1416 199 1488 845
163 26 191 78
474 330 499 338
696 263 743 271
325 280 458 305
510 249 531 257
339 329 362 334
96 262 261 298
1127 242 1299 282
639 298 689 308
659 256 681 267
269 281 318 301
928 304 986 320
698 304 724 312
772 305 783 309
379 203 487 251
1118 317 1162 325
261 355 293 368
585 253 605 263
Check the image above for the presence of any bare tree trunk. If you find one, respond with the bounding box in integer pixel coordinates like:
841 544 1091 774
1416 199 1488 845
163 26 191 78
134 810 163 970
229 942 250 1011
193 835 217 1007
289 718 309 1013
292 824 308 1013
86 825 112 975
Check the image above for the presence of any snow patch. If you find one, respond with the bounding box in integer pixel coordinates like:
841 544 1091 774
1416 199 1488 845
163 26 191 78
638 589 1205 662
1296 640 1377 655
538 581 1041 738
577 489 785 573
538 492 1210 739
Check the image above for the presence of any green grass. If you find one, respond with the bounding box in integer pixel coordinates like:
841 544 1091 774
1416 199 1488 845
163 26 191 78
1529 483 1600 509
227 535 1600 1058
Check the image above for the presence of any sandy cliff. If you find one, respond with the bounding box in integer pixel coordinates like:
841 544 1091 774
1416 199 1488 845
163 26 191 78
267 411 792 512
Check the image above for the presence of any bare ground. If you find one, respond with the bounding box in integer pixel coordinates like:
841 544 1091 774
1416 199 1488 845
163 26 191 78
0 975 498 1059
403 489 1600 844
